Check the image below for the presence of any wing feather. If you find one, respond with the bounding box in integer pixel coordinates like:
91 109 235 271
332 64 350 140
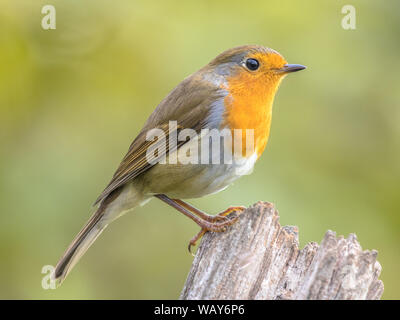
94 74 225 206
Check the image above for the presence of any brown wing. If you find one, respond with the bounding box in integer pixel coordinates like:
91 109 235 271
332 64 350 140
94 73 224 206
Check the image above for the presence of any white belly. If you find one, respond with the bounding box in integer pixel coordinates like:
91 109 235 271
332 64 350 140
143 152 258 199
197 152 257 195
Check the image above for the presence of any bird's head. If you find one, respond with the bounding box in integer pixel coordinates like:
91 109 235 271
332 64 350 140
205 45 305 96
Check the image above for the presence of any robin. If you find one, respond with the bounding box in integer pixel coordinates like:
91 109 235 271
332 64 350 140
54 45 306 284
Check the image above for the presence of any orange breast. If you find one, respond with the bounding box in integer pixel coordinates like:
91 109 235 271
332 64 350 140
221 70 282 158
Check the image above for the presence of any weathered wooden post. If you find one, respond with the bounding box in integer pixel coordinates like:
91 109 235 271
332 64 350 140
180 202 383 300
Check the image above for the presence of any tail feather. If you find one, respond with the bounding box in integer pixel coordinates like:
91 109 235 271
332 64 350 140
53 207 107 285
53 183 147 285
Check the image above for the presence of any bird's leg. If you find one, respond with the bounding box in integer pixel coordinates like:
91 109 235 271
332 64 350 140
173 200 246 253
173 199 245 223
185 205 245 253
155 194 245 253
155 194 237 229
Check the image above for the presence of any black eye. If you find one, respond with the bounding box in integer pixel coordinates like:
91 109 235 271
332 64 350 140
245 58 259 71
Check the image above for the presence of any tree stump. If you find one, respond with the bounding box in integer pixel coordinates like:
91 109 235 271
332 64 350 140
180 201 383 300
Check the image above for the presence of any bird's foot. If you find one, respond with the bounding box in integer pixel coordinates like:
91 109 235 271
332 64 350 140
198 205 247 223
188 206 245 254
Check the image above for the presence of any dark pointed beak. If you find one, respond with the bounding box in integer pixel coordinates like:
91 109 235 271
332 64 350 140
278 64 306 74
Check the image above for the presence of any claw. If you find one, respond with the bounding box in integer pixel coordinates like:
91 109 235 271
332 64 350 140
188 228 206 255
188 243 195 256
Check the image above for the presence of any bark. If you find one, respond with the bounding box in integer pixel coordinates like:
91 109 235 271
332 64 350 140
180 201 383 300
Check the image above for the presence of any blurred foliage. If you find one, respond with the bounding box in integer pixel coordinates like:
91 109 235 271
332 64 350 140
0 0 399 299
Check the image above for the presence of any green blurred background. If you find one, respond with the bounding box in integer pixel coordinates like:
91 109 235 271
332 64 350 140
0 0 399 299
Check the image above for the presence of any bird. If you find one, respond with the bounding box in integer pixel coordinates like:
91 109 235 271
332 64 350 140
53 45 306 285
